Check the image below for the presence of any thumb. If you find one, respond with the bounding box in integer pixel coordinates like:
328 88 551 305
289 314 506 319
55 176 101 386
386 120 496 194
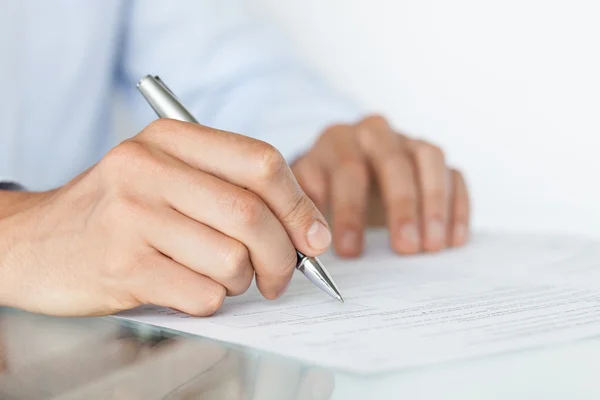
292 156 329 214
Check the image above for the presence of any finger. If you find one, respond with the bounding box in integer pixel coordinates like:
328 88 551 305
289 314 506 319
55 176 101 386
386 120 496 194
357 117 420 254
449 169 470 246
138 119 331 257
409 139 450 252
320 125 369 258
133 253 226 317
142 150 296 299
144 208 254 296
292 156 329 214
296 369 335 400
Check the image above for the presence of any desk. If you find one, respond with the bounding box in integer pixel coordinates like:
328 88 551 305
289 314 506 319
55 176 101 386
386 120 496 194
1 307 599 399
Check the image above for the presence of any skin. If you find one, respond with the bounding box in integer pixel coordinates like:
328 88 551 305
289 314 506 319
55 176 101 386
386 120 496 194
293 115 469 257
0 115 469 317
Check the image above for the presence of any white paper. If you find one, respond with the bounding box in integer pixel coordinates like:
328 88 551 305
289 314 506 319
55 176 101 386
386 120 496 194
116 230 600 373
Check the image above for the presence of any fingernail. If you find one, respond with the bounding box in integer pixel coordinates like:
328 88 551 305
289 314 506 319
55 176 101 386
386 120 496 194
340 230 359 253
426 219 446 249
307 220 332 251
453 223 468 246
398 223 420 252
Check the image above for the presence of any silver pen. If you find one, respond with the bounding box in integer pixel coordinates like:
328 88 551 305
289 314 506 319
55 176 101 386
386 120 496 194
137 75 344 303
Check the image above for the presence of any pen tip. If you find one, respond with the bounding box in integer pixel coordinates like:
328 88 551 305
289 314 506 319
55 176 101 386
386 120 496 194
337 295 345 303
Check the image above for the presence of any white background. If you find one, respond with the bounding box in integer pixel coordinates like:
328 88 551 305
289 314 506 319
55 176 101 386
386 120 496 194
251 0 600 238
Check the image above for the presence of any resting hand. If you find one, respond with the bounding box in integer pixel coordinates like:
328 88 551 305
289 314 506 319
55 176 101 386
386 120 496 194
292 115 470 258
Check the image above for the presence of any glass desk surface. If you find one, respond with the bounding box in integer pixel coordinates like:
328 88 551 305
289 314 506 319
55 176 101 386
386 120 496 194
1 307 600 400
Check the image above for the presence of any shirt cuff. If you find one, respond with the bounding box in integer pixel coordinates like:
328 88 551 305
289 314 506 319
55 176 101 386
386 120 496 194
0 178 24 191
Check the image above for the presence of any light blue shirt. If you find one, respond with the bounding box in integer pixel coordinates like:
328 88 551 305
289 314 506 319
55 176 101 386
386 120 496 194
0 0 362 191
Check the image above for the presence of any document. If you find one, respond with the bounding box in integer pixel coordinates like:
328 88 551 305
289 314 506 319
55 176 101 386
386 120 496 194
116 230 600 373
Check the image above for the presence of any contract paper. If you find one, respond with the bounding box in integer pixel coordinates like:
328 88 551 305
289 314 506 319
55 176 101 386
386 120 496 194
116 230 600 373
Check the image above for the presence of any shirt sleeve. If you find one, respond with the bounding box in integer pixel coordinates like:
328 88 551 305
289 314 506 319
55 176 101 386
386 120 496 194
117 0 364 162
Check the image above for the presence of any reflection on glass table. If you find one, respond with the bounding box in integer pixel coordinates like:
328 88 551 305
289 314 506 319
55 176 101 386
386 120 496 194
0 308 334 400
2 307 600 400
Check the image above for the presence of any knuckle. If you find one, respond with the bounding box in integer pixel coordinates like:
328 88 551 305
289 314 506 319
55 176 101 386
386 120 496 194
102 140 144 168
185 171 207 192
229 191 266 227
143 118 179 137
415 141 445 162
333 207 363 231
196 287 226 316
339 159 369 184
103 248 150 281
236 273 254 296
228 272 254 297
381 153 412 174
280 189 314 227
104 195 145 226
356 124 371 145
389 194 418 213
424 189 447 210
321 123 351 140
357 115 392 147
360 114 389 130
101 141 158 180
255 142 287 182
221 242 250 280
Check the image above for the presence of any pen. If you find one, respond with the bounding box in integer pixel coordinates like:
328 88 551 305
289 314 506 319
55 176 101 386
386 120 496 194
137 75 344 303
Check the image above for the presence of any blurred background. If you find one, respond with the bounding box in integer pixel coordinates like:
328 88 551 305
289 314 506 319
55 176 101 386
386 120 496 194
116 0 600 238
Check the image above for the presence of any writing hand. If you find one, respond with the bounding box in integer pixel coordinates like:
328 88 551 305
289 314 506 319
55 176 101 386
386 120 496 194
0 119 330 316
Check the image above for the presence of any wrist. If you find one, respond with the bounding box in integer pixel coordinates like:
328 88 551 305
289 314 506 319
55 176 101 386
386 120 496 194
0 190 56 307
0 190 54 219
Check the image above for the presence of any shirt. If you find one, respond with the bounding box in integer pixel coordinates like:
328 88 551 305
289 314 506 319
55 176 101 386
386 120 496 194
0 0 361 191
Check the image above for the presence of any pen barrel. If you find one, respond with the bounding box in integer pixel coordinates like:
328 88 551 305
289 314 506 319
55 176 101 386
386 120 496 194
137 75 198 123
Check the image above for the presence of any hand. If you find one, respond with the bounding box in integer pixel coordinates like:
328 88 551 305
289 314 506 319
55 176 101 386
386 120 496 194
292 115 470 258
0 119 331 316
